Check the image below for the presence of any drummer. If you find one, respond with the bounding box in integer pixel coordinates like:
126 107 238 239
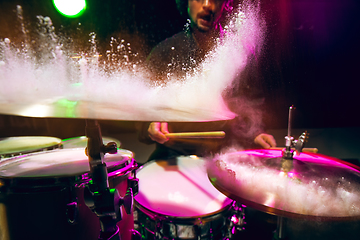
138 0 276 161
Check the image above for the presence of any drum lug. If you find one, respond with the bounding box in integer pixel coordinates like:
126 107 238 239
154 219 163 240
226 203 246 239
101 142 118 155
128 177 139 196
66 200 78 225
146 216 165 240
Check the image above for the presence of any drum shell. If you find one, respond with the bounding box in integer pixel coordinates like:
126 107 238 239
135 202 234 240
0 152 136 240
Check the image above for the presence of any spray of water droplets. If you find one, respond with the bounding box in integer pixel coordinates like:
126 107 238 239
0 2 265 122
207 149 360 218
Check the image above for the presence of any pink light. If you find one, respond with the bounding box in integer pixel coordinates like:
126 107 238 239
231 215 239 224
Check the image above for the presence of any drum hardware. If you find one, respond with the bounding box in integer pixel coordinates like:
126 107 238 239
127 171 139 198
0 139 138 240
275 106 308 240
278 106 308 184
154 217 165 239
208 105 360 239
273 216 285 240
83 119 136 240
282 106 308 161
66 200 78 224
65 184 80 225
225 202 246 239
133 206 166 239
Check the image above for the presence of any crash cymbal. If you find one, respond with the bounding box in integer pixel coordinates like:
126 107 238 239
0 99 236 122
208 149 360 220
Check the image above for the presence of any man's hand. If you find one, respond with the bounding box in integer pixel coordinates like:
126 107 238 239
254 133 276 149
148 122 169 144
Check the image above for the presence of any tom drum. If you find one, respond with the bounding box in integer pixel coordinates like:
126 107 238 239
0 136 62 159
134 156 236 239
0 148 137 240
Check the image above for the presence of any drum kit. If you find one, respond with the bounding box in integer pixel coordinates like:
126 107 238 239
0 103 360 240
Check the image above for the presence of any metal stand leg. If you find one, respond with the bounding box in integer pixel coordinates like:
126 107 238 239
84 119 135 240
273 216 287 240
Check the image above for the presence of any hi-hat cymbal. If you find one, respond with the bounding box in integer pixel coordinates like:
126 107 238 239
208 149 360 220
0 99 236 122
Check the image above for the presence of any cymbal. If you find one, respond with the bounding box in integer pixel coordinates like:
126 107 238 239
0 99 236 122
208 149 360 220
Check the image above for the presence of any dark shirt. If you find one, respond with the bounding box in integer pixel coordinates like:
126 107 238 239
146 30 204 82
139 29 265 161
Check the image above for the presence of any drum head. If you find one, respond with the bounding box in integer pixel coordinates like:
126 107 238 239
0 136 62 157
134 156 232 218
0 148 133 178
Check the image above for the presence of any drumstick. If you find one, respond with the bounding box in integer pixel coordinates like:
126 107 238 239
165 131 225 139
270 147 318 153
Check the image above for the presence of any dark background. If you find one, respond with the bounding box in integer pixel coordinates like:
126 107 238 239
1 2 360 239
0 0 359 137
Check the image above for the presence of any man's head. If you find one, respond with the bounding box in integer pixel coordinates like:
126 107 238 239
176 0 233 32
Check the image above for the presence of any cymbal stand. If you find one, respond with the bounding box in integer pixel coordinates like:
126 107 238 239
273 216 285 240
274 106 308 240
283 105 295 160
83 119 133 240
282 106 308 161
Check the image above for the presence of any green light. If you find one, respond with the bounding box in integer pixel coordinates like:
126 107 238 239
53 0 87 18
55 98 78 118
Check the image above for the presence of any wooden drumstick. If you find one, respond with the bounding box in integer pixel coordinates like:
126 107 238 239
165 131 225 139
270 147 318 153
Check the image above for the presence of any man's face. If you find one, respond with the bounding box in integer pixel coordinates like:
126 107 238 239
188 0 226 32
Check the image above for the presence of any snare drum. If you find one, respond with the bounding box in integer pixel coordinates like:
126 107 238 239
61 136 121 149
0 136 62 159
134 156 234 239
0 148 137 240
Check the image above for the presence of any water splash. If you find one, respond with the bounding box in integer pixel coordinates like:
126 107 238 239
208 149 360 217
0 1 265 122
